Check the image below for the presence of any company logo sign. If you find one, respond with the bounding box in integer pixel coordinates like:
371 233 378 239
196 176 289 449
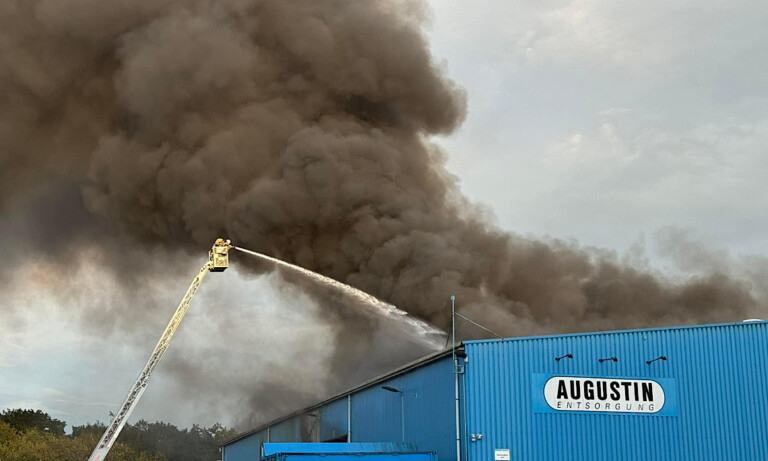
531 374 678 416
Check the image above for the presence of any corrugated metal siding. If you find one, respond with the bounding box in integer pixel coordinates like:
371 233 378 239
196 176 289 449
271 418 299 442
265 452 437 461
319 398 348 441
225 356 455 461
223 430 265 461
263 442 419 455
462 321 768 461
351 356 456 461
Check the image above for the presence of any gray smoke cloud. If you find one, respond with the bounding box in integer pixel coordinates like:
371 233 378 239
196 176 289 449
1 0 762 429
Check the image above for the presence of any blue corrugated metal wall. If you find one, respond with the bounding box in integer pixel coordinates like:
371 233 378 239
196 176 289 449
225 321 767 461
462 321 768 461
224 430 265 461
223 355 455 461
320 398 348 441
263 443 419 455
270 418 299 442
350 356 455 461
264 452 437 461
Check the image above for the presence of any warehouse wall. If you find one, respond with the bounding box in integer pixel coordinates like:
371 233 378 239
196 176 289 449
319 398 348 442
224 430 265 461
226 321 767 461
462 321 768 461
223 355 456 461
270 418 299 442
350 356 455 461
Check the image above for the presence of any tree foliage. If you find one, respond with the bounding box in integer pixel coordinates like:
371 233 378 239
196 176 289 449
1 409 66 436
0 420 166 461
73 420 237 461
0 409 237 461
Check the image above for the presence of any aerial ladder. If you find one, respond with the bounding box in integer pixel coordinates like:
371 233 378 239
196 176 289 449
87 239 233 461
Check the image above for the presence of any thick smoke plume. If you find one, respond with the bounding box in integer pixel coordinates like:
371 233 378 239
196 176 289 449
1 0 762 428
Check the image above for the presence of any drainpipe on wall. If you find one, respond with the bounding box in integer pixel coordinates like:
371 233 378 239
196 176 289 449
347 394 352 442
452 295 461 461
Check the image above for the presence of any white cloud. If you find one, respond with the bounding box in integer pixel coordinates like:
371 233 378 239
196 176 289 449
544 122 635 167
540 115 768 205
427 0 768 256
428 0 756 75
517 0 687 72
599 107 630 117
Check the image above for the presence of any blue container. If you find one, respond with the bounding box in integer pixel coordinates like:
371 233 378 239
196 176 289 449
261 444 437 461
264 454 436 461
263 443 420 456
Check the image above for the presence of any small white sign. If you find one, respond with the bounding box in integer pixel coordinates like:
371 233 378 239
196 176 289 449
494 449 510 461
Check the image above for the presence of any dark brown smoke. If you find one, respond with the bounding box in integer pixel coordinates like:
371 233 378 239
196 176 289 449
1 0 761 428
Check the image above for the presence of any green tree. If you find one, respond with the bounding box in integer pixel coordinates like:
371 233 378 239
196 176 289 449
0 418 167 461
209 423 238 447
0 409 66 436
2 408 235 461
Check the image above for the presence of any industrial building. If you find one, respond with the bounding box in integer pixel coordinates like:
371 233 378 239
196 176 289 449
223 320 768 460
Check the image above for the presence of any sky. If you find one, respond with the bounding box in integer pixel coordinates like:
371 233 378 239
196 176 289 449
427 0 768 262
2 0 768 433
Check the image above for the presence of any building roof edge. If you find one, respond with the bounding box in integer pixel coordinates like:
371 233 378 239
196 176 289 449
223 345 459 446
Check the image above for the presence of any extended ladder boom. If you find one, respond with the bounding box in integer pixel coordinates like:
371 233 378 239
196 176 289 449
87 239 232 461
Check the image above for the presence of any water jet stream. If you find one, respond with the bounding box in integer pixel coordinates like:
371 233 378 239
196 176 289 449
233 246 445 348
